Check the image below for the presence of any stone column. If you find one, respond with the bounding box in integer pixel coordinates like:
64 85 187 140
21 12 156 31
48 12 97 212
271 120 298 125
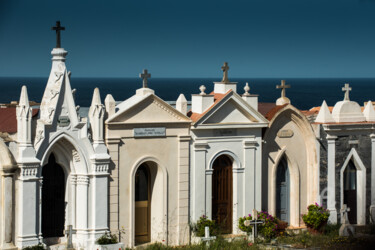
90 163 109 236
205 169 213 219
370 134 375 222
16 164 40 248
76 176 89 231
192 142 208 221
177 135 190 245
232 167 244 234
70 175 77 228
243 140 257 214
327 135 337 223
1 172 17 250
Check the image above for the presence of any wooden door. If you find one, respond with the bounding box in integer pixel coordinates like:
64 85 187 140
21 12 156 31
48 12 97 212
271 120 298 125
135 164 151 244
42 154 66 238
344 161 357 224
276 157 290 223
212 155 233 234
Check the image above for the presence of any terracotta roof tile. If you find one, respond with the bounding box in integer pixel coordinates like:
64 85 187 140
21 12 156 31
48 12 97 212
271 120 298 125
258 103 287 121
0 108 39 133
187 91 230 122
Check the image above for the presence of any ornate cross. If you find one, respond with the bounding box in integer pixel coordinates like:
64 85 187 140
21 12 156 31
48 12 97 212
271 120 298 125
52 21 65 48
342 83 352 101
276 80 291 98
139 69 151 88
341 204 351 224
221 62 230 83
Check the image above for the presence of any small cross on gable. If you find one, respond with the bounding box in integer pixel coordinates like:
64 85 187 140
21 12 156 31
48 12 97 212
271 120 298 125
52 21 65 48
139 69 151 88
342 83 352 101
221 62 230 83
276 80 291 98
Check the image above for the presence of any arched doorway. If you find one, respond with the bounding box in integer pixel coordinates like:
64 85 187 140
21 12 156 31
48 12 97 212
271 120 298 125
42 153 66 238
135 163 151 245
344 160 357 224
212 155 233 233
276 157 290 223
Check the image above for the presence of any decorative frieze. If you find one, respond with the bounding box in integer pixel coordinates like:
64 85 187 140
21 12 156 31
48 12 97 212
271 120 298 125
20 165 39 177
76 175 90 186
92 164 109 173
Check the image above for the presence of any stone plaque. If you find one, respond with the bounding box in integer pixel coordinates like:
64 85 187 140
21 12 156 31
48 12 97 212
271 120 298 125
58 116 70 127
134 127 166 137
213 129 237 136
277 129 294 138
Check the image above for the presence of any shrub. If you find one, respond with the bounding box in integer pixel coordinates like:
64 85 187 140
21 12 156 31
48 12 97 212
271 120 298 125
96 232 118 245
191 215 219 237
23 245 44 250
238 211 280 239
302 203 330 231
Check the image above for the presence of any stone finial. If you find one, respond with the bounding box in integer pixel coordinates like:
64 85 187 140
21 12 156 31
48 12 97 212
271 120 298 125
276 80 291 105
315 100 335 123
243 82 250 96
89 88 105 144
363 101 375 122
199 85 206 95
342 83 352 101
19 85 30 107
105 94 116 118
176 94 188 115
221 62 230 83
17 86 33 146
91 87 102 106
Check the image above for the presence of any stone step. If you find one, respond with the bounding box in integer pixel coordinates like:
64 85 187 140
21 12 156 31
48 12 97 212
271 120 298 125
47 243 75 250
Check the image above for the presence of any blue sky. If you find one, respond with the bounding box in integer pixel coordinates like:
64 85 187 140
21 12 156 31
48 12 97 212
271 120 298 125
1 0 375 78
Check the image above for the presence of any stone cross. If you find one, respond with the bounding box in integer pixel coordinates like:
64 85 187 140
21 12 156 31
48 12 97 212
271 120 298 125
276 80 290 98
245 209 265 242
221 62 230 83
52 21 65 48
342 83 352 101
341 204 350 224
139 69 151 88
65 225 76 249
201 226 216 247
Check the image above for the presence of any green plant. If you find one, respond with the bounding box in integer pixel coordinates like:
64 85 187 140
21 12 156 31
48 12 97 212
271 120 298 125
191 215 219 237
22 245 44 250
238 211 281 239
302 203 330 231
96 232 118 245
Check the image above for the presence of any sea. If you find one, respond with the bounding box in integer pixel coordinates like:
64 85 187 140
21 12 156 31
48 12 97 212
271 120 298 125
0 77 375 110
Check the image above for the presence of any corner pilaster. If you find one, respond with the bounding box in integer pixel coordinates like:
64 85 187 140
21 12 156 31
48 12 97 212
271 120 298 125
327 134 337 223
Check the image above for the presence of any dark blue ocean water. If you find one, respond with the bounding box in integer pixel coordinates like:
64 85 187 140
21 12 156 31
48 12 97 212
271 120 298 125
0 77 374 110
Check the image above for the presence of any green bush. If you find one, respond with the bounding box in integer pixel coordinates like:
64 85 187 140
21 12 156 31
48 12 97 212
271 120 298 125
302 203 330 230
96 232 118 245
238 211 280 239
22 245 44 250
191 215 219 237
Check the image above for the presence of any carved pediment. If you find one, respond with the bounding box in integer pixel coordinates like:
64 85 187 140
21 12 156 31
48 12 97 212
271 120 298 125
108 95 190 124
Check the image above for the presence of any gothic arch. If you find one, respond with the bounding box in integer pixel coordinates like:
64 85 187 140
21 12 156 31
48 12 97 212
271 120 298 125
339 148 366 225
270 148 300 226
129 156 168 247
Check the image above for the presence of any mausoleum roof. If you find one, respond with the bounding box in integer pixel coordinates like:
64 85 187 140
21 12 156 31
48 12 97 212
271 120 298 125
0 107 39 133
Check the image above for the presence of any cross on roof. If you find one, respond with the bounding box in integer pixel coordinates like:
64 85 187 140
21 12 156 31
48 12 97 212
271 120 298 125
221 62 230 83
276 80 291 98
342 83 352 101
139 69 151 88
52 21 65 48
